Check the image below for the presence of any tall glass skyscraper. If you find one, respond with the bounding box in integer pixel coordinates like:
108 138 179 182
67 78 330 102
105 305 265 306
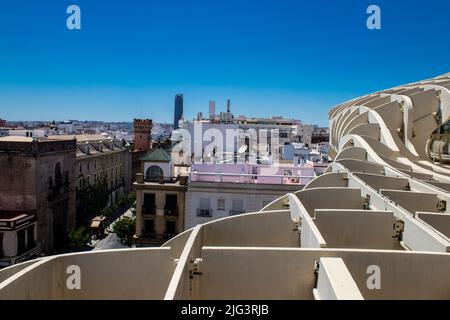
174 94 183 129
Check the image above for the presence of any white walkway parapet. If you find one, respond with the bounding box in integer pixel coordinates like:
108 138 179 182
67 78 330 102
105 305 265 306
2 73 450 300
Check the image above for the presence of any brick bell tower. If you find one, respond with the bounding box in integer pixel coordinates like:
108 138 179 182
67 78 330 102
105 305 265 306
133 119 152 151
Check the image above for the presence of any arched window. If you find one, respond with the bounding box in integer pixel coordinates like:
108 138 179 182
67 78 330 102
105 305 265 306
146 165 164 181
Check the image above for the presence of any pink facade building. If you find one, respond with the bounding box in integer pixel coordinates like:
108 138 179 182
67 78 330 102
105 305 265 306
185 163 316 229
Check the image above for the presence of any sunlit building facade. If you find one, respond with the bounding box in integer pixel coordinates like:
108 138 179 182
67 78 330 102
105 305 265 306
2 73 450 299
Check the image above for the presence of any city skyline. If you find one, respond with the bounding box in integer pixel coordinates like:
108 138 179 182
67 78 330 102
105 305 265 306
2 0 450 303
1 1 450 127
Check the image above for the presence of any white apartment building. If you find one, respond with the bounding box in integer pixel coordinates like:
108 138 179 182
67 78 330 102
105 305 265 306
7 128 56 138
185 163 315 228
56 121 75 134
172 119 313 164
282 142 327 163
3 74 450 300
152 123 173 141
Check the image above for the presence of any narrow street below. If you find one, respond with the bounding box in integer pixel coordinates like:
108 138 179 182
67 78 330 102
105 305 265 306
91 209 134 251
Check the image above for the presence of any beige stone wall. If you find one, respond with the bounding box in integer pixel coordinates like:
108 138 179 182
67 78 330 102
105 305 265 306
135 185 186 239
0 249 174 299
77 151 125 192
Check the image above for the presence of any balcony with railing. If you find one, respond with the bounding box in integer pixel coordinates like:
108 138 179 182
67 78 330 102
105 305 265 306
229 210 245 216
164 206 179 216
189 163 316 186
197 209 212 217
0 211 36 230
142 204 156 215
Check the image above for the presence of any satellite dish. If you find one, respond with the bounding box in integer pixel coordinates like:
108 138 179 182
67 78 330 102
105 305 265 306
238 145 248 154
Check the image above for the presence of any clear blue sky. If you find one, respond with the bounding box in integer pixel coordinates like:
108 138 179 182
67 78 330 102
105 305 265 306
1 0 449 126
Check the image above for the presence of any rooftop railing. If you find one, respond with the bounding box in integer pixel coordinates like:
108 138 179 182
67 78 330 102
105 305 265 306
189 172 315 185
197 209 212 217
229 210 245 216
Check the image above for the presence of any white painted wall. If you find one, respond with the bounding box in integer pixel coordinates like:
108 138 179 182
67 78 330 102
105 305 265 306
7 129 53 138
185 189 284 229
57 123 74 134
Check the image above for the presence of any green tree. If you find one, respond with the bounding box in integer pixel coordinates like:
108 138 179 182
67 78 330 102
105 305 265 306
127 192 136 206
77 179 109 225
101 207 113 219
68 226 90 250
111 204 118 213
118 196 127 207
113 217 136 247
